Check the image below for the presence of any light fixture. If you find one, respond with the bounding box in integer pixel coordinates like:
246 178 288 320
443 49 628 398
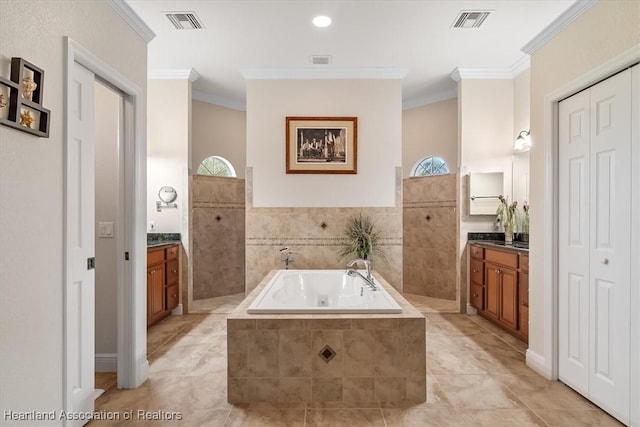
513 130 531 152
312 15 332 28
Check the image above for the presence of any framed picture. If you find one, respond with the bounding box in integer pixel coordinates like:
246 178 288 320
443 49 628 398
286 116 357 174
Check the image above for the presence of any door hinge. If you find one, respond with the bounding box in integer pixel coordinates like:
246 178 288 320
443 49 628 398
125 252 130 261
87 257 96 270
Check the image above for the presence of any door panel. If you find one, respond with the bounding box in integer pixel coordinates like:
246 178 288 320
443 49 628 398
559 90 591 395
484 263 500 320
588 69 631 423
66 62 95 425
499 268 517 329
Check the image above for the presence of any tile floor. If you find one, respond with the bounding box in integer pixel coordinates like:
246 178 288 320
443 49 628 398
89 295 623 427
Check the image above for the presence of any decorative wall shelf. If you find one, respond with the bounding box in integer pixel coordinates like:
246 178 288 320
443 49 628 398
0 57 50 137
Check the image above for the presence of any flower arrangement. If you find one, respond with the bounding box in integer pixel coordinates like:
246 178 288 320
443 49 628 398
496 196 519 234
520 201 530 234
338 213 386 262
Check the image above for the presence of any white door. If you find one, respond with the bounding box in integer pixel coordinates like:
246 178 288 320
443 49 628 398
64 61 96 426
558 69 632 425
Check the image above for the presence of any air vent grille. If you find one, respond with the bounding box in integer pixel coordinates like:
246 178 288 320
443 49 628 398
165 12 204 30
452 11 491 28
311 55 332 65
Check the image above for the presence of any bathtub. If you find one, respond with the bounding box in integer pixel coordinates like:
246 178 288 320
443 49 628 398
246 269 402 314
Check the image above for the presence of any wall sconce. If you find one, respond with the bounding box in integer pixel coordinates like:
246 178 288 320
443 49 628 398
513 130 531 152
156 185 178 212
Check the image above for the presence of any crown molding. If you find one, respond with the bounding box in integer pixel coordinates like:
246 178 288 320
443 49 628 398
402 89 457 110
106 0 155 43
192 90 246 112
449 55 531 82
148 69 200 82
522 0 598 55
240 67 409 80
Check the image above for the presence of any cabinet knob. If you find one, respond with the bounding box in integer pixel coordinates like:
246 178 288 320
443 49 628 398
472 293 478 297
473 269 477 273
171 269 177 273
172 294 177 298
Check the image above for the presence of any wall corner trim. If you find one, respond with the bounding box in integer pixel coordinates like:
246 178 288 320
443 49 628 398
521 0 598 55
402 88 457 110
149 69 200 82
526 349 553 380
449 56 530 82
192 90 247 111
106 0 155 43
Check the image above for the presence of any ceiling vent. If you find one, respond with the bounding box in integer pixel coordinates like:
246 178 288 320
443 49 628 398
452 11 491 28
165 12 204 30
311 55 332 65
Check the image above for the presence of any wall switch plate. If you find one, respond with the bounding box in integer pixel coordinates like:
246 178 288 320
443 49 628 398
98 221 114 238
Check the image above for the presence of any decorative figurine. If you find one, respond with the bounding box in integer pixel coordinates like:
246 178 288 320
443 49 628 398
0 93 7 109
21 76 37 100
20 110 34 127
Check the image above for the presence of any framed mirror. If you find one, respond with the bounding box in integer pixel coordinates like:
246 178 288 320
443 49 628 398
468 172 504 215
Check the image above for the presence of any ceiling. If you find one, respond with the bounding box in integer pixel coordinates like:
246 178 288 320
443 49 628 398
127 0 575 110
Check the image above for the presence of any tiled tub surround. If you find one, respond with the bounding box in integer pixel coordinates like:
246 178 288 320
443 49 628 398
191 175 245 299
403 174 457 299
245 206 402 294
227 270 426 404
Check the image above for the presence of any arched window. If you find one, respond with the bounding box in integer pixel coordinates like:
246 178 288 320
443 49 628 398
197 156 236 177
410 156 449 177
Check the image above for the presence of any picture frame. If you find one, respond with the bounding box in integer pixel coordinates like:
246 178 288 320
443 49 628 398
286 116 357 174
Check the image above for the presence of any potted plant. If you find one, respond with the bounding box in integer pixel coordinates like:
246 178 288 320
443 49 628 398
338 213 386 262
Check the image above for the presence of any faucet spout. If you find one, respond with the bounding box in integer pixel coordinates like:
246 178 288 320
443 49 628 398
346 258 376 290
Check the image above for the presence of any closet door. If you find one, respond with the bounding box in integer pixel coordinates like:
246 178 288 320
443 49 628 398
559 89 590 396
587 69 631 422
558 68 632 425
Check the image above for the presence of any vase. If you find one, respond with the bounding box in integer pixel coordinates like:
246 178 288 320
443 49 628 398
504 224 514 244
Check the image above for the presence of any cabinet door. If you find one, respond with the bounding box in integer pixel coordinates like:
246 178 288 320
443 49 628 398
484 263 500 320
147 265 165 325
499 267 518 330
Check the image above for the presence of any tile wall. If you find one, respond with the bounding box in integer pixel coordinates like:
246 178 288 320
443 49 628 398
245 169 403 294
403 174 457 299
191 176 245 299
227 272 426 404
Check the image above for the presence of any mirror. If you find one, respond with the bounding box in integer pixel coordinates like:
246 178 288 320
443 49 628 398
512 152 530 205
158 186 177 203
468 172 504 215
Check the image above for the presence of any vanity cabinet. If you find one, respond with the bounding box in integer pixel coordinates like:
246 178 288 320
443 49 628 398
147 243 180 327
469 243 528 343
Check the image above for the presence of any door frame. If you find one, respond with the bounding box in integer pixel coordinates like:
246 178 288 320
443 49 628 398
535 45 640 425
63 37 148 410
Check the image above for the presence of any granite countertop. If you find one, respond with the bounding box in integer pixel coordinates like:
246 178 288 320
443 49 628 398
147 233 181 248
467 232 529 251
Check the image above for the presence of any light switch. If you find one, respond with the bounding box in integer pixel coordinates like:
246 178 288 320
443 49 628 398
98 221 114 238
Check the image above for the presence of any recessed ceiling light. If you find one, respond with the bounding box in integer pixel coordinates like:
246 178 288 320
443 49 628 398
312 15 332 28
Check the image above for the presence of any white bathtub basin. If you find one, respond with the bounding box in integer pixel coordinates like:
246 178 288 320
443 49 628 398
246 269 402 314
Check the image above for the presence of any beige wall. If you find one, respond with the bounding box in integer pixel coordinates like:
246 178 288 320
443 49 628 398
244 78 403 292
528 1 640 374
94 81 120 361
402 98 457 178
192 101 246 178
0 0 147 418
247 79 401 208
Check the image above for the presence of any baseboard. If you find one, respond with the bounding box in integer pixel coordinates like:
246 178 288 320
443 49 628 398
95 353 117 372
466 304 478 315
525 349 553 379
172 304 183 315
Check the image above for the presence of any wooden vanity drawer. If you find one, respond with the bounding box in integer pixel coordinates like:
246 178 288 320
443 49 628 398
520 253 529 272
147 248 165 266
485 248 518 269
166 284 179 311
166 245 179 260
470 282 484 310
470 259 483 284
166 259 179 285
470 245 484 259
